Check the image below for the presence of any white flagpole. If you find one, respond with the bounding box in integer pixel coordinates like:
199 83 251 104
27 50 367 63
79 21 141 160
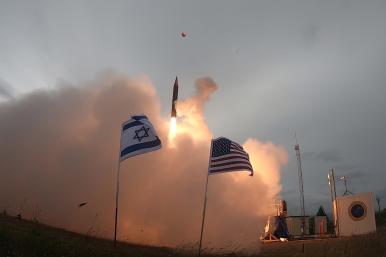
198 140 213 257
114 131 123 247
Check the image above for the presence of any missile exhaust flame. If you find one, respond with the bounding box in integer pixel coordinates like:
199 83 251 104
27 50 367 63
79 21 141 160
168 117 177 143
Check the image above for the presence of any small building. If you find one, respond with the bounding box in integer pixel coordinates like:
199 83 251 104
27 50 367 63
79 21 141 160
313 206 328 235
314 216 327 235
286 216 310 236
333 192 376 236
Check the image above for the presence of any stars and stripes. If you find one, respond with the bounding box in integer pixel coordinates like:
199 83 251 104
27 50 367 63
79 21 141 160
208 137 253 176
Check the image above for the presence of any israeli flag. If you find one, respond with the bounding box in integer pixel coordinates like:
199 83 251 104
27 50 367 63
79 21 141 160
120 115 161 161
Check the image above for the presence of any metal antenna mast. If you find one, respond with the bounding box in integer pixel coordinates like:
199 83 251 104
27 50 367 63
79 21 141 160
294 134 306 235
338 176 353 196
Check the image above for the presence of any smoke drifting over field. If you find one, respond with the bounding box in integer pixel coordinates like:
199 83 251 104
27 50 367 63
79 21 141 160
0 72 287 253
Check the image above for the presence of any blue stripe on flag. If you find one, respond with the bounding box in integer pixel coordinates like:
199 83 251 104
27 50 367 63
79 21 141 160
120 138 161 157
131 115 148 121
122 120 143 132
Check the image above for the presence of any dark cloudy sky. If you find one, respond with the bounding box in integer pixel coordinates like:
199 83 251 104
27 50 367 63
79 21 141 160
1 0 386 215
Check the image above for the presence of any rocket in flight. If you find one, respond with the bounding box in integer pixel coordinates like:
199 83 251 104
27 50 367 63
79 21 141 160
171 77 178 118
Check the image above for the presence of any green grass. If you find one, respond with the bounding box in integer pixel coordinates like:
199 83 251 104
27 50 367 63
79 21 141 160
0 214 185 257
1 212 386 257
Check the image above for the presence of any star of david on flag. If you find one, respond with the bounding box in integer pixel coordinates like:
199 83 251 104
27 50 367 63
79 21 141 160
208 137 253 176
119 115 161 161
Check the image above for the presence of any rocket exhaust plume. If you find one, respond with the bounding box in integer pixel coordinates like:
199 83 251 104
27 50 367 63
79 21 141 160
169 117 177 142
0 72 288 254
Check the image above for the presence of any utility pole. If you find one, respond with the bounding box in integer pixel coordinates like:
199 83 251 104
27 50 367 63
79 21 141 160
294 137 306 235
338 176 353 196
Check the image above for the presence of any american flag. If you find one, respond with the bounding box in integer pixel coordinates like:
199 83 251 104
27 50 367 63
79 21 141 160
208 137 253 176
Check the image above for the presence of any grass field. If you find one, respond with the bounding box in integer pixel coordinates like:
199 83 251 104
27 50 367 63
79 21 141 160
0 214 183 257
1 212 386 257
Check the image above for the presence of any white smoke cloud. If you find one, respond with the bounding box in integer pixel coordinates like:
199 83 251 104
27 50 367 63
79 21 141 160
0 72 287 254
